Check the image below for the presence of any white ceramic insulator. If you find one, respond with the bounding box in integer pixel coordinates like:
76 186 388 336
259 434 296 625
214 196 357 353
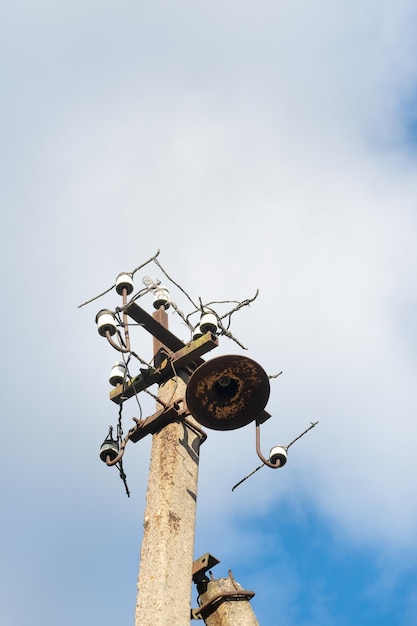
96 309 117 336
153 285 170 309
109 361 127 386
269 445 288 467
99 440 119 462
115 272 134 295
193 324 203 340
200 311 218 334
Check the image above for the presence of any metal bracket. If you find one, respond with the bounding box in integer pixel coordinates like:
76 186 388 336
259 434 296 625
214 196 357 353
192 553 220 584
110 331 218 404
191 555 255 620
191 589 256 620
127 404 207 444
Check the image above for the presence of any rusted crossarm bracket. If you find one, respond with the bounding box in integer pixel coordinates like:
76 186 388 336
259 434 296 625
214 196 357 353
128 404 208 444
122 301 186 352
110 331 219 404
191 590 256 620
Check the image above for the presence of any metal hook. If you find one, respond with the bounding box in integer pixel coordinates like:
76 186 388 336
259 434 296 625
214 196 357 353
232 420 319 491
255 419 282 468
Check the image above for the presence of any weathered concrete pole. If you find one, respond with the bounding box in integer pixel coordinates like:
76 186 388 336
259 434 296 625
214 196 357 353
197 573 259 626
135 310 202 626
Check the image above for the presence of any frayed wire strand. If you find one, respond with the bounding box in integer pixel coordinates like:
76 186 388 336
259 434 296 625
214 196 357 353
152 257 199 310
170 300 194 332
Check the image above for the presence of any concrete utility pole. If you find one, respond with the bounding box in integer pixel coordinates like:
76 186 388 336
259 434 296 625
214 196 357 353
197 574 260 626
135 309 203 626
94 270 269 626
92 262 318 626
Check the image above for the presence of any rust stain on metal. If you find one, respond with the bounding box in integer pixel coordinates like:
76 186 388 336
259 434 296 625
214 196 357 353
186 355 270 430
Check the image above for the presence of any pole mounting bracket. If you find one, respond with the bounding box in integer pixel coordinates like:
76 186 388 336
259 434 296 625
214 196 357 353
191 589 256 620
192 553 220 584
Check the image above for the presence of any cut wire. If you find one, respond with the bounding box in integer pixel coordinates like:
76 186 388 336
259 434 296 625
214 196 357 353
77 249 160 308
232 463 264 492
287 421 319 449
152 257 199 310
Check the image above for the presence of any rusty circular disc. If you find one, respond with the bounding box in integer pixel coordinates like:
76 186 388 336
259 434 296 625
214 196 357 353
185 355 270 430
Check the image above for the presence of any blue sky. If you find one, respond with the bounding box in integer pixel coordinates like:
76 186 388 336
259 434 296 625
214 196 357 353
2 1 417 625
